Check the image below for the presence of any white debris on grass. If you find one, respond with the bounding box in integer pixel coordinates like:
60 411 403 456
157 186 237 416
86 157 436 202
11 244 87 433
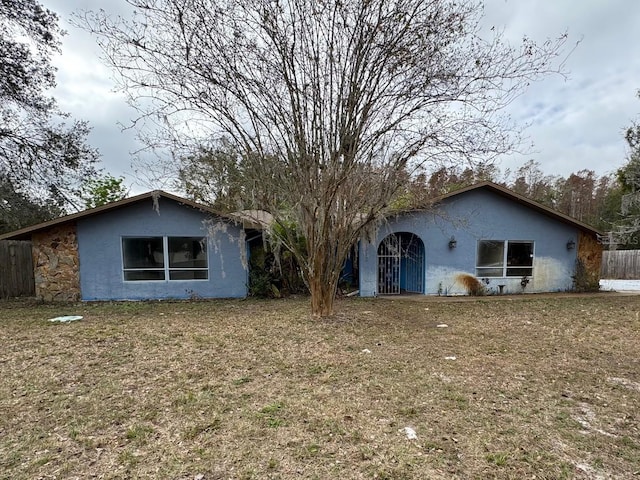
400 426 418 440
444 356 457 360
436 324 448 328
575 463 608 480
608 376 640 392
433 372 452 383
574 402 617 438
48 316 83 323
361 348 372 354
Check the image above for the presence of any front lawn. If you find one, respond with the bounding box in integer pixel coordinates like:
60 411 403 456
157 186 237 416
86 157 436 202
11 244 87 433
1 295 639 479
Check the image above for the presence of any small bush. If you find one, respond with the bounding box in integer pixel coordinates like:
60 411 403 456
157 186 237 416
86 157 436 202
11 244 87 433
248 268 278 298
456 274 486 296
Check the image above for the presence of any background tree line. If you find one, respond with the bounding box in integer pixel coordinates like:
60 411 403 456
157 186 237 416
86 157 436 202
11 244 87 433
177 135 640 250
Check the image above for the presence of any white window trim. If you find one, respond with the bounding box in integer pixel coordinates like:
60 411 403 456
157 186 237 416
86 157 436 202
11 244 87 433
122 236 210 282
476 240 534 278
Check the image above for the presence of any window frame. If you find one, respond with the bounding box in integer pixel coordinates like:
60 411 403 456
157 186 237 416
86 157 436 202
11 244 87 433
122 236 166 281
121 236 209 282
476 240 534 278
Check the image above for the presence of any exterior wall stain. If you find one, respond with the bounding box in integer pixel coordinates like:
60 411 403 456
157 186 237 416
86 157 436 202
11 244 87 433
530 256 571 292
31 223 80 301
427 267 471 296
424 258 571 296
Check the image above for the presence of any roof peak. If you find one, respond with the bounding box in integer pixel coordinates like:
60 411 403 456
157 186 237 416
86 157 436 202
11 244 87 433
430 181 601 235
0 190 220 241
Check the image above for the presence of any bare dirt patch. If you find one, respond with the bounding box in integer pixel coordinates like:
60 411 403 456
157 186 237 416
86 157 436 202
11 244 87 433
1 295 639 479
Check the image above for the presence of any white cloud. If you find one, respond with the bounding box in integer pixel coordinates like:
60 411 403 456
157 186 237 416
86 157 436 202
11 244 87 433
483 0 640 177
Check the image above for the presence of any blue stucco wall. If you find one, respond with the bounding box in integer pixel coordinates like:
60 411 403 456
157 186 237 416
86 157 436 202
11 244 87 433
76 197 247 300
359 188 579 296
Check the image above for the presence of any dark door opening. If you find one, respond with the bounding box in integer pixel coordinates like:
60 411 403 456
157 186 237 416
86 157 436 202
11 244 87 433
377 233 425 295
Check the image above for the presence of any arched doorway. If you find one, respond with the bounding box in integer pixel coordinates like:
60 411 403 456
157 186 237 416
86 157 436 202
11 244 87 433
377 233 425 294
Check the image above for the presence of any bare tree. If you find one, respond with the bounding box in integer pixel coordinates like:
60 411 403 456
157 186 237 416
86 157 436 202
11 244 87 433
1 0 98 211
81 0 568 316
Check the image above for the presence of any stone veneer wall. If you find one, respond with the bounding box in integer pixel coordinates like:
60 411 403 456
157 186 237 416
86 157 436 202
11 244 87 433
577 230 603 291
32 223 81 301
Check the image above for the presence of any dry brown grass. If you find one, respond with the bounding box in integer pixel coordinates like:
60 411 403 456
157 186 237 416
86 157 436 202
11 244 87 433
1 294 639 479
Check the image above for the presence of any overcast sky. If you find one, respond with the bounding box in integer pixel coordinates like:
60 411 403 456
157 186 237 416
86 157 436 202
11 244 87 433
42 0 640 192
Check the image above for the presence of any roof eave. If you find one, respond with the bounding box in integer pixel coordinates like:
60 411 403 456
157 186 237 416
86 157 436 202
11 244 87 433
0 190 225 241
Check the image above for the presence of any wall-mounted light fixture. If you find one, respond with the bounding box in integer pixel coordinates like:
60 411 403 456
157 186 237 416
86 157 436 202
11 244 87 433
448 236 457 249
566 239 576 250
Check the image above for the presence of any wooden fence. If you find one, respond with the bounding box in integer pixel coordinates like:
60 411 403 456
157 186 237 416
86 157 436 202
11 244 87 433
0 240 35 298
601 250 640 279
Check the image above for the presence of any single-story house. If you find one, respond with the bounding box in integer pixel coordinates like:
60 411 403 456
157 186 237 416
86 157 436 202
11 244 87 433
358 182 603 296
0 182 602 301
0 191 250 301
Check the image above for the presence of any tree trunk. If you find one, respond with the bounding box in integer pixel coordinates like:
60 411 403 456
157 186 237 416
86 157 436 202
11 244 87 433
304 221 345 317
308 275 338 317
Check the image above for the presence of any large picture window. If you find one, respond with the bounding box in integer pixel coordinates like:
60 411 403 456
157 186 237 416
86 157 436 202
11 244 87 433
476 240 533 277
122 236 208 281
122 237 165 281
168 237 208 280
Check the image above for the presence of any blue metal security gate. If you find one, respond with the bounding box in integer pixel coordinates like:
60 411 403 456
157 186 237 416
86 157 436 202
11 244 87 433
402 235 425 293
378 234 401 294
377 233 425 295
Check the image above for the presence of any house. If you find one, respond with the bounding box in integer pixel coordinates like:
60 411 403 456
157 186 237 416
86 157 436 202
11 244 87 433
1 182 603 302
0 191 249 301
358 182 603 296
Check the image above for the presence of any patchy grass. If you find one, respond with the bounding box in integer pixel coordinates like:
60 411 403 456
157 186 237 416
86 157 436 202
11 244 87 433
1 294 639 479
